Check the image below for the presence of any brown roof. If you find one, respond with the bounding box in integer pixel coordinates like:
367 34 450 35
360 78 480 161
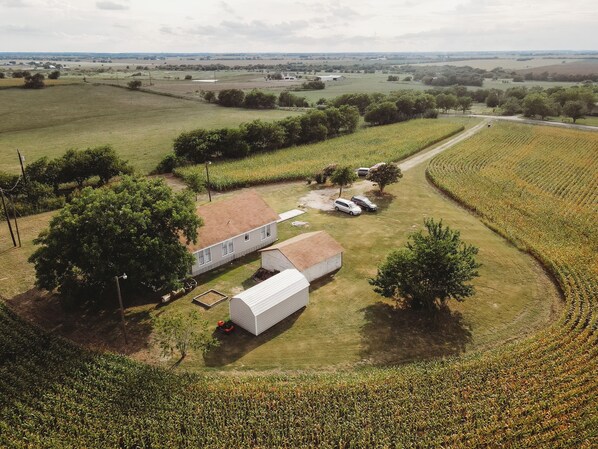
187 190 279 252
260 231 343 271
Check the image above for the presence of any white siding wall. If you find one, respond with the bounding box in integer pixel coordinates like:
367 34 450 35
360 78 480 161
229 298 257 335
261 250 294 273
255 287 309 336
262 252 342 282
302 253 342 282
191 222 278 275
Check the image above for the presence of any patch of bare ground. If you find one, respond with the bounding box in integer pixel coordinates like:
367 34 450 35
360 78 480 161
5 289 157 361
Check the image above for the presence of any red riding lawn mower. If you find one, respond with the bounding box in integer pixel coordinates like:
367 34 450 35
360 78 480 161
216 320 235 335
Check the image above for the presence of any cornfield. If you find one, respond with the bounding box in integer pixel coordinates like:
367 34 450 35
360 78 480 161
1 121 597 448
176 119 465 190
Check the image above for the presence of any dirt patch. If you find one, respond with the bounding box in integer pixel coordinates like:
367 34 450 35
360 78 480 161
299 181 376 211
5 289 154 357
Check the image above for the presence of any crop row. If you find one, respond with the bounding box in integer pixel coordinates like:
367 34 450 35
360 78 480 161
1 121 596 448
175 119 465 191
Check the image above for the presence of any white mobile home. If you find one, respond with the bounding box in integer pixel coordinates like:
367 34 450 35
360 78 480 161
260 231 343 282
187 190 279 275
229 269 310 336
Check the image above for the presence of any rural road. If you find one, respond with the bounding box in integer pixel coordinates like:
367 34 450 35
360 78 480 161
397 119 490 172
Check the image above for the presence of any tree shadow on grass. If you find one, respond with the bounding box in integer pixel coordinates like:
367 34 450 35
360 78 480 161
364 190 396 212
203 307 304 367
360 302 472 366
5 288 153 355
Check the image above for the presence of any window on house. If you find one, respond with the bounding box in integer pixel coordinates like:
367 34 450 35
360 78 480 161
222 240 234 256
198 248 211 265
261 224 271 240
244 233 250 241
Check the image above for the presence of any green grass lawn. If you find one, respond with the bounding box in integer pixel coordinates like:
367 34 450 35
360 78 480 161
1 127 560 371
163 164 559 371
0 84 298 174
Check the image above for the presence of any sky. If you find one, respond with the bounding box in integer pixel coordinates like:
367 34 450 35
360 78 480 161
1 0 597 53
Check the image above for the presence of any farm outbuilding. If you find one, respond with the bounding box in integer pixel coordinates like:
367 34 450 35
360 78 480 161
260 231 343 282
229 269 310 336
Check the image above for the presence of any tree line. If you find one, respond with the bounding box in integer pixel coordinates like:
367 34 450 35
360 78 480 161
0 70 61 89
202 88 316 109
325 91 440 125
0 146 132 217
159 90 445 173
427 84 597 122
157 106 360 172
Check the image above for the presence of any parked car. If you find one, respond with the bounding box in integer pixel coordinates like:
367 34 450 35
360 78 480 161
370 162 386 171
351 195 378 212
356 167 370 177
333 198 362 215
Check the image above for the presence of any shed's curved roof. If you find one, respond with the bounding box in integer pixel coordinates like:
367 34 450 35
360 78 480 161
232 269 309 316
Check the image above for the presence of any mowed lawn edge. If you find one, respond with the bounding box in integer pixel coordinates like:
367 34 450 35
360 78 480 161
176 118 467 190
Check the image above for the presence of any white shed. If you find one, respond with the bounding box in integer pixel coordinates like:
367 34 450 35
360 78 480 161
260 231 344 282
229 269 309 336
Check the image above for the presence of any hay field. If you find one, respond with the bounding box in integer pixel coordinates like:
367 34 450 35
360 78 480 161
0 83 298 174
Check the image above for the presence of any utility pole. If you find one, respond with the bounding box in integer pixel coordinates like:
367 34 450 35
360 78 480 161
148 70 153 86
17 150 26 184
205 161 212 202
115 274 128 345
0 189 16 247
9 195 21 247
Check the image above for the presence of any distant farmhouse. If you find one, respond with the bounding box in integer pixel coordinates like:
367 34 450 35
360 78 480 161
316 74 345 82
187 191 279 275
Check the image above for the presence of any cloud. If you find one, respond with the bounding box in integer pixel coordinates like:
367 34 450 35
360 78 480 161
219 1 234 14
96 1 129 10
160 26 176 35
0 0 30 7
187 19 310 42
0 24 38 33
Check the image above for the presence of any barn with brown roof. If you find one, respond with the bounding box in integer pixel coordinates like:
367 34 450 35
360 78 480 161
188 190 279 275
259 231 344 282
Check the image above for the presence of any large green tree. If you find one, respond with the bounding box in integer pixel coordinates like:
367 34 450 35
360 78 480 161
330 166 358 197
367 163 403 193
23 73 45 89
364 101 399 126
369 219 481 311
562 100 588 123
29 177 201 302
522 93 556 119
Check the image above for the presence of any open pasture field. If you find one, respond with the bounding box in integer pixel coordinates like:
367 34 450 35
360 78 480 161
0 84 298 174
177 118 468 189
2 119 596 447
516 59 598 76
411 57 594 71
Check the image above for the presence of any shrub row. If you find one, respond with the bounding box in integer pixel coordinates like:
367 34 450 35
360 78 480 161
156 106 360 172
203 88 309 109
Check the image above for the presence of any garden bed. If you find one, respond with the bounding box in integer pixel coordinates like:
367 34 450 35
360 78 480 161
192 289 228 308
